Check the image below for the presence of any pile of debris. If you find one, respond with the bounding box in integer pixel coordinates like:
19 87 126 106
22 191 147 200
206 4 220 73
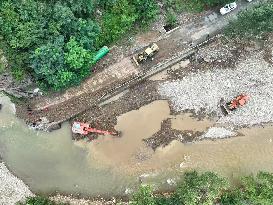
159 52 273 126
196 39 235 63
199 127 236 139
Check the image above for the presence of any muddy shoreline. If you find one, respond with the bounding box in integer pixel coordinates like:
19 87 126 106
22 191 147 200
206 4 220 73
69 36 257 148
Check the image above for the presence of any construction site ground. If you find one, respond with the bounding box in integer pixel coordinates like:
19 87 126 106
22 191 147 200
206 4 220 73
73 33 273 149
16 0 260 127
15 0 269 149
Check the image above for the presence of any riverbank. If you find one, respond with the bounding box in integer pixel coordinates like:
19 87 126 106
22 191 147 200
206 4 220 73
0 162 33 205
73 34 272 148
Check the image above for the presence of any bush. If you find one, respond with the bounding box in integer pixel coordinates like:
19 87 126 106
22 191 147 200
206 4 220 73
18 196 64 205
225 1 273 38
164 0 232 13
0 0 99 90
165 9 177 27
131 185 156 205
97 0 138 45
221 172 273 205
132 0 159 26
174 171 228 205
0 62 5 74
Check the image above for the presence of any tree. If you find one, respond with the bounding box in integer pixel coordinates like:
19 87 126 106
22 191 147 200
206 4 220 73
62 0 95 17
221 172 273 205
225 1 273 38
131 185 156 205
64 36 94 71
30 36 65 89
73 18 100 50
132 0 159 25
98 0 138 45
174 171 229 205
0 0 99 87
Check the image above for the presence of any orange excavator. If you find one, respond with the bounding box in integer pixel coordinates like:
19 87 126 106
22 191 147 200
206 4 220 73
220 94 250 115
72 122 118 136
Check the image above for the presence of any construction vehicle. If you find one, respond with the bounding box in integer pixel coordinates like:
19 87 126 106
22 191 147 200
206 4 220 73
133 43 159 66
220 94 250 115
72 122 118 136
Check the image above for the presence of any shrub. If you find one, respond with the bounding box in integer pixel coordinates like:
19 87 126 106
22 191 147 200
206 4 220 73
0 0 99 90
17 196 63 205
131 185 156 205
165 9 177 27
225 1 273 38
174 171 228 205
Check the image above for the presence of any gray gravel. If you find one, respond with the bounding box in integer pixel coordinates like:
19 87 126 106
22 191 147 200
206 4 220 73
0 162 33 205
159 52 273 126
199 127 236 139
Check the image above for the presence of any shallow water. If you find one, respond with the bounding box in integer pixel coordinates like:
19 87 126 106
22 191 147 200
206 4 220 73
0 96 133 197
1 96 273 196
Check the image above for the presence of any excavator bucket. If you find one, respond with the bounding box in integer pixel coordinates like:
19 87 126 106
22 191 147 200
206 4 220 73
220 94 250 115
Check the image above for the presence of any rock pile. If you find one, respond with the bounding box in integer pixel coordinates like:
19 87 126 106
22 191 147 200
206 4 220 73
0 162 33 205
199 127 236 139
159 52 273 126
196 41 234 63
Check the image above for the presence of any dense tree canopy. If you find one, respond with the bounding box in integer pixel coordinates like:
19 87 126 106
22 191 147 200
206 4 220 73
0 0 101 89
0 0 159 90
225 1 273 38
1 0 261 90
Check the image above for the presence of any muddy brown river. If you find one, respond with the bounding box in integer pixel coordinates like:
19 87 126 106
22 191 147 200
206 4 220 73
1 96 273 197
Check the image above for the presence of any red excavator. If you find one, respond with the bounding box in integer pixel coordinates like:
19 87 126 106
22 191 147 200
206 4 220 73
72 122 118 136
220 94 250 115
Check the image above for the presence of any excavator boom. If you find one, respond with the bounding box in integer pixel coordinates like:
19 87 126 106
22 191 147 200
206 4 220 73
72 122 117 136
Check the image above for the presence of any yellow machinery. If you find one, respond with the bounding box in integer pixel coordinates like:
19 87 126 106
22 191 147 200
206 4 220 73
133 43 159 66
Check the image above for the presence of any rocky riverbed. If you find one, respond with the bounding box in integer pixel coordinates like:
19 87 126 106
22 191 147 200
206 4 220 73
0 162 33 205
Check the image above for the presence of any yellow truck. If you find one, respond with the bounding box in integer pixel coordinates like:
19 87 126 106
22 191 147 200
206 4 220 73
133 43 159 66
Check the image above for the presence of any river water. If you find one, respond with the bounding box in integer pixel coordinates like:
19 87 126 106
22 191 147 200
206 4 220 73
1 96 273 197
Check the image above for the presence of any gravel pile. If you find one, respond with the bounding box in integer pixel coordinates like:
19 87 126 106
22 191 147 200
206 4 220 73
199 127 236 139
159 52 273 126
0 162 33 205
196 41 234 63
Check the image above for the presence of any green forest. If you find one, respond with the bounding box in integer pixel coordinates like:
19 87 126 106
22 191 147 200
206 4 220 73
0 0 234 91
20 171 273 205
0 0 159 90
1 0 271 91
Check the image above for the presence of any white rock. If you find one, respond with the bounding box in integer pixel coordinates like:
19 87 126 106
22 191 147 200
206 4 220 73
0 163 34 205
159 52 273 126
199 127 236 139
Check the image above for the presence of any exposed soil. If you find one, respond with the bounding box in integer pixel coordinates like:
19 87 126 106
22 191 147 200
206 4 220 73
143 119 203 150
14 8 215 128
73 34 273 150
